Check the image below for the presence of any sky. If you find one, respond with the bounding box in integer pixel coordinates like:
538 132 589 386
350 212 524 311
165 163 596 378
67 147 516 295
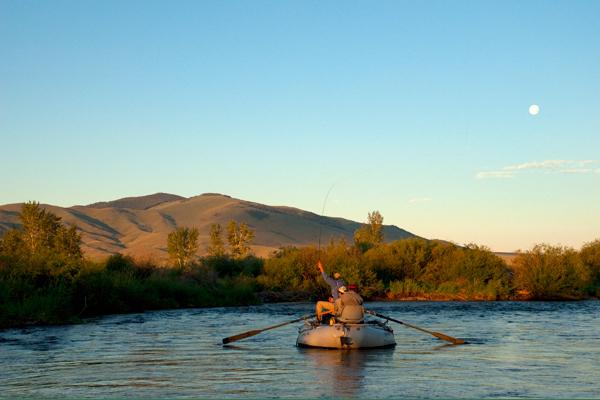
1 0 599 252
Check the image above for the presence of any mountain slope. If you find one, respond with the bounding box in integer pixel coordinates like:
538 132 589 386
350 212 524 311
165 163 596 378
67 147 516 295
86 192 185 210
0 193 418 260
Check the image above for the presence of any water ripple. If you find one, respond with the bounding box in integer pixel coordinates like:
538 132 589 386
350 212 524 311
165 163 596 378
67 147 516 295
1 301 599 398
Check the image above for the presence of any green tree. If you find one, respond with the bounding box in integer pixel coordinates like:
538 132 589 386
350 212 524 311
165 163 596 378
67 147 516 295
257 246 320 294
580 239 600 291
54 225 83 260
513 244 590 299
207 223 226 257
0 229 25 258
0 202 82 261
167 227 199 269
20 201 62 253
364 238 432 284
227 221 255 258
354 211 384 252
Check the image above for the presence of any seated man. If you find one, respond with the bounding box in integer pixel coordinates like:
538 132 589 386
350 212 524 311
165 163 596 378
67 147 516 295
334 286 365 323
315 296 334 323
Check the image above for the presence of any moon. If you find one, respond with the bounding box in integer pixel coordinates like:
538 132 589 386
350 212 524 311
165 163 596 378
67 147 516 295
529 104 540 116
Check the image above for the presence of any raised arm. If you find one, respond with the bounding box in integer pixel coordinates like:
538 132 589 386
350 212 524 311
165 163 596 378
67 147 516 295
318 261 336 288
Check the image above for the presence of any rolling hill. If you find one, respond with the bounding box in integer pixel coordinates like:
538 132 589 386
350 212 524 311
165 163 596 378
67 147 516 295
0 193 418 261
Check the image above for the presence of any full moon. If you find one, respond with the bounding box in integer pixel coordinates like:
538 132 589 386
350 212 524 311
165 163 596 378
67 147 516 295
529 104 540 116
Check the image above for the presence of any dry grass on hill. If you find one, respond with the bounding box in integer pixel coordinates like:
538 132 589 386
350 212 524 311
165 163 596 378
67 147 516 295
0 193 415 261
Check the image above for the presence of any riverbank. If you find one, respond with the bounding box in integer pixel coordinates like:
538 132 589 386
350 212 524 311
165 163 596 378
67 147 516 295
3 284 599 331
2 255 599 330
259 290 599 303
2 205 599 329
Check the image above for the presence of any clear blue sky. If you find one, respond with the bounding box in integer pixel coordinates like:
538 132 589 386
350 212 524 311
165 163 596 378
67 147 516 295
1 0 599 252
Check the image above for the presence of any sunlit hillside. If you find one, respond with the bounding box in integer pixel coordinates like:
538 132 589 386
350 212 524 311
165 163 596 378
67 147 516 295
0 193 416 260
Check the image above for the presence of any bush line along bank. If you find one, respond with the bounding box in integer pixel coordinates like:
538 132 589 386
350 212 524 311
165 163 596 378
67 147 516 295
1 203 599 328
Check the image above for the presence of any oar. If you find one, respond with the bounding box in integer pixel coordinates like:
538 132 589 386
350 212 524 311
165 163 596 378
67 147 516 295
222 314 312 344
366 309 466 345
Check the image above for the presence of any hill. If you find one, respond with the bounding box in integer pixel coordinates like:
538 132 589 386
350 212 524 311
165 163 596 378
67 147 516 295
0 193 417 261
85 192 185 210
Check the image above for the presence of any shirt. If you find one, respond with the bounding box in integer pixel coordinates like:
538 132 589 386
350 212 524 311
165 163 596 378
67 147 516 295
321 271 345 300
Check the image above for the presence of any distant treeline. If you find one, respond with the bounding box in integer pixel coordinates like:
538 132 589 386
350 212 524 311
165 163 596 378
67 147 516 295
1 203 599 329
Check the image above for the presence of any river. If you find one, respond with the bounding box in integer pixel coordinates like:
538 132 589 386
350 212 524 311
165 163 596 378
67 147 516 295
1 301 598 398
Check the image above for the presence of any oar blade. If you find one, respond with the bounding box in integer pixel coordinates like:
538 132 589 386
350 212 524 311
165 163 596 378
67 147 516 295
432 331 466 345
222 329 262 344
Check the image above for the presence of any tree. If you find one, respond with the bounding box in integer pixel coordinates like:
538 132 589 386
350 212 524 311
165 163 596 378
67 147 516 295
0 202 83 260
20 201 62 253
580 239 600 289
354 211 384 252
207 223 226 257
227 221 255 258
167 227 199 269
54 225 83 259
513 244 590 299
0 229 24 257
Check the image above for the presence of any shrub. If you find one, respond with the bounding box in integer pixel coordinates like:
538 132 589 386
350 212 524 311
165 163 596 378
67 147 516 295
257 246 320 294
513 244 590 299
105 253 135 273
204 255 264 278
420 241 460 285
363 238 432 284
388 279 428 299
580 239 600 294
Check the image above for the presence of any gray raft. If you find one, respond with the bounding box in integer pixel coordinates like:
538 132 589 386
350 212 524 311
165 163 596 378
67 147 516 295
296 319 396 349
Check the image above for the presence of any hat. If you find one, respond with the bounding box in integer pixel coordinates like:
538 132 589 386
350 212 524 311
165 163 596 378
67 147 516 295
333 272 341 279
338 286 347 294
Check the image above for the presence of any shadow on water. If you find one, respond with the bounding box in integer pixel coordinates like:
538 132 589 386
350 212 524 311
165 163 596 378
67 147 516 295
431 342 467 351
2 328 68 352
221 344 248 350
298 347 395 397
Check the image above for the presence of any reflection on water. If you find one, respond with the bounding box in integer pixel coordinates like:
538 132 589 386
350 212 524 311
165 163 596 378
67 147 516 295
0 301 599 398
300 348 395 397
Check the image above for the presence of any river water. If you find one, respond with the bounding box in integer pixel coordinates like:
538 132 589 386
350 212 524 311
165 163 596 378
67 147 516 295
1 301 598 398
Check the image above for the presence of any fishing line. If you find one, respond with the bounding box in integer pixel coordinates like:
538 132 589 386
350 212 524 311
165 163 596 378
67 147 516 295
316 170 371 258
317 181 337 256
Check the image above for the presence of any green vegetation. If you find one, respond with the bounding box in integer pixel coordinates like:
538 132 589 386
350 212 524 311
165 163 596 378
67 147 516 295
0 205 260 329
1 206 599 329
354 210 384 253
258 239 511 301
580 239 600 297
513 244 592 299
167 227 200 269
207 223 226 257
226 221 255 258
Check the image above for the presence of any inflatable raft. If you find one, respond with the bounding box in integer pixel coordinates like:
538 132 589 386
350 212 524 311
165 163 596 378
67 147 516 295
296 319 396 349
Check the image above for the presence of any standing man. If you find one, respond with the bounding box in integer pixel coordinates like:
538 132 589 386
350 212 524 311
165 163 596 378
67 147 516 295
315 261 345 322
